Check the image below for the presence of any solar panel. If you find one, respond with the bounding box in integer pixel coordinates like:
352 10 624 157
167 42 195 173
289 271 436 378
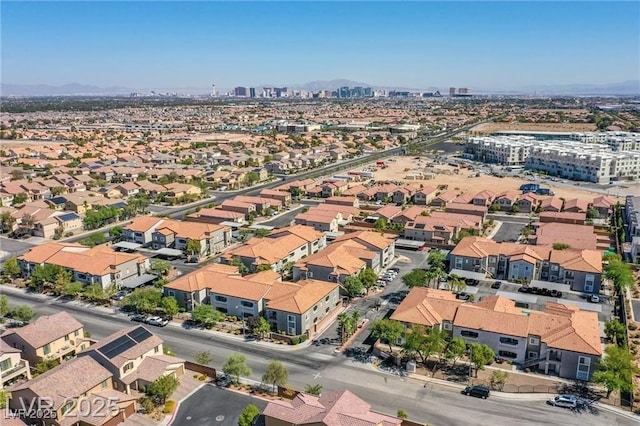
100 335 136 359
128 327 152 343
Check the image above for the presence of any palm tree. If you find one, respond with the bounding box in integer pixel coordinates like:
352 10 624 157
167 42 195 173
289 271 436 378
337 313 348 344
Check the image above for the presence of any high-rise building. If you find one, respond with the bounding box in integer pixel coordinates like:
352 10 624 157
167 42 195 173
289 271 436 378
338 86 350 98
458 88 470 94
449 87 457 97
234 86 248 97
363 87 373 97
249 87 256 98
210 84 217 97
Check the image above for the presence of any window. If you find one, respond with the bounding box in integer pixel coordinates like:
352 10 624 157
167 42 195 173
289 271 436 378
123 362 134 373
577 356 591 380
313 305 318 312
551 264 559 271
154 346 159 353
460 330 478 338
65 335 70 341
443 322 452 331
498 350 517 359
102 379 108 389
74 330 79 337
528 351 538 359
214 295 228 303
0 358 12 371
43 343 51 355
499 337 519 346
241 301 254 308
489 257 496 264
325 296 330 302
454 258 463 269
287 315 295 322
529 337 539 346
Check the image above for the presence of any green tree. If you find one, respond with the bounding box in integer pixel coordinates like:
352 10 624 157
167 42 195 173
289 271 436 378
552 242 570 250
445 337 467 366
150 259 171 276
605 258 634 296
510 204 519 214
0 294 10 316
11 304 36 322
51 269 73 296
146 375 180 404
82 284 110 304
0 211 16 233
586 207 600 219
185 239 202 256
358 268 377 291
32 359 59 377
223 353 252 384
238 404 261 426
81 232 107 247
2 256 21 278
61 281 84 298
343 275 364 298
29 264 64 291
12 193 28 205
256 264 273 272
604 318 626 346
427 250 446 270
192 304 225 328
251 317 272 339
593 345 640 398
446 274 466 294
160 297 179 317
402 269 427 288
262 360 289 392
108 225 123 238
489 370 509 391
403 325 430 363
396 409 408 420
469 343 495 377
122 287 162 313
0 389 7 409
374 218 388 230
194 350 213 366
231 256 250 276
304 384 323 396
371 319 404 353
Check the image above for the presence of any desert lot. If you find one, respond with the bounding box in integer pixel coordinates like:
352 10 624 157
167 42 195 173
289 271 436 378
359 155 639 201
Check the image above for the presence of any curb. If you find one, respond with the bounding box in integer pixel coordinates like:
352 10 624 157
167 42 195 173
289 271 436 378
164 382 207 426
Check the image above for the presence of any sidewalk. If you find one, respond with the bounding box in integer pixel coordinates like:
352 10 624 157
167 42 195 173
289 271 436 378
484 220 503 239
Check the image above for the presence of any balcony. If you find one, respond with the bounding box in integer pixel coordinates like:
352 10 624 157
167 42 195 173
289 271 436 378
1 360 30 384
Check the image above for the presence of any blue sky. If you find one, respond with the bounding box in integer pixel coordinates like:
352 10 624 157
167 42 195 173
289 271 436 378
2 1 639 90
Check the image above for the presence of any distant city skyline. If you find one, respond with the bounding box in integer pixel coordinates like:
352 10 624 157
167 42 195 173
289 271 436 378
2 1 639 92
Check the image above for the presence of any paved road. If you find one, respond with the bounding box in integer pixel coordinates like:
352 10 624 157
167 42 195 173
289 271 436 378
2 290 632 426
487 213 532 224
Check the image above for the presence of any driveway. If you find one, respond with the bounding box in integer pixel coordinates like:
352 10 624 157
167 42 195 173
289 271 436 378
172 385 267 426
0 236 37 260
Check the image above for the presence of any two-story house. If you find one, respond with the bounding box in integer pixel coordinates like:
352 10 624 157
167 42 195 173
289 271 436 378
122 216 166 246
332 230 396 268
7 356 137 426
151 220 232 257
1 311 86 367
0 340 31 387
79 325 185 394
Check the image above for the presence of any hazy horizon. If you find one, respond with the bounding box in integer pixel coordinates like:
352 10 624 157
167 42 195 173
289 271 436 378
2 1 639 91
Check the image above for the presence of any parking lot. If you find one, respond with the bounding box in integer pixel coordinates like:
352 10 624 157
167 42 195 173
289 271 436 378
172 385 267 426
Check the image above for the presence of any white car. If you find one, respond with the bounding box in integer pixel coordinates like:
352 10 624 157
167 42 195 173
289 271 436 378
589 295 600 303
146 316 169 327
548 395 578 409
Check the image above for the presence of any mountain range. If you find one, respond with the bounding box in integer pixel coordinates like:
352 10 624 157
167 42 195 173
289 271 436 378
2 79 638 97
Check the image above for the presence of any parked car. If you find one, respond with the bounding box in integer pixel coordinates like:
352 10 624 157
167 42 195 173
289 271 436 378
547 395 578 409
111 291 128 301
146 316 169 327
550 290 563 298
456 293 471 301
518 286 531 293
388 267 400 273
461 385 490 399
491 281 501 289
130 314 147 323
589 294 600 303
465 279 480 286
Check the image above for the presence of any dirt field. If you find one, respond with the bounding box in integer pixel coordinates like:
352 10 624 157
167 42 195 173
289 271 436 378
363 156 638 201
471 122 597 133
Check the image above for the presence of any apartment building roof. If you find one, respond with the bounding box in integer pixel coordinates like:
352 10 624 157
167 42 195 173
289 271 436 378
295 240 368 275
1 311 83 349
154 219 227 240
390 288 463 327
10 356 112 410
82 325 163 369
263 390 401 426
266 279 338 314
453 296 602 356
19 243 146 276
533 223 598 250
227 234 308 265
451 237 602 273
268 224 324 243
125 216 165 233
189 208 244 220
334 230 394 250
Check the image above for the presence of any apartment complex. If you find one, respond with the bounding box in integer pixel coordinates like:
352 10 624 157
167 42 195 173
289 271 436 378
391 288 602 381
450 237 602 293
18 243 150 289
465 135 640 183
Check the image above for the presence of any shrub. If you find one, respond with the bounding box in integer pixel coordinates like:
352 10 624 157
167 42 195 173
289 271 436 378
140 397 155 413
290 337 300 345
299 335 308 343
629 323 638 331
163 400 176 414
198 374 207 381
